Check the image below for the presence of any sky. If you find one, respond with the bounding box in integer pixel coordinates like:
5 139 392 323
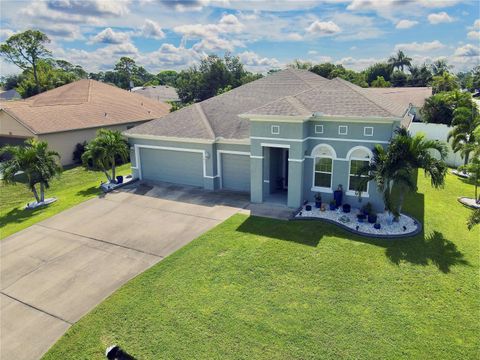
0 0 479 75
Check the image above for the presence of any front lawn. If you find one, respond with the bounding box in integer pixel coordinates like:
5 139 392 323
0 163 131 239
43 172 479 359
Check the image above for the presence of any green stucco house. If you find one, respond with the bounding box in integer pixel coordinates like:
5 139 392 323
124 69 422 211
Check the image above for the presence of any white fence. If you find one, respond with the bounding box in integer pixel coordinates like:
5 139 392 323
409 122 464 168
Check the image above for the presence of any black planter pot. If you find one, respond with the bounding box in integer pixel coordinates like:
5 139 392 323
374 223 381 230
116 175 124 184
305 205 312 211
357 214 367 222
334 190 343 207
329 203 336 210
368 214 377 223
315 201 322 208
342 204 351 213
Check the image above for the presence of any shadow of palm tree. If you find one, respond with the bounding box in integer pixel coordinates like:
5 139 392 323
0 206 46 228
76 186 101 197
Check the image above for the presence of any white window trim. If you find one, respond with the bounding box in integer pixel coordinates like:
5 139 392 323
315 124 324 134
312 156 333 191
364 127 374 137
347 156 370 196
338 125 348 135
271 125 280 135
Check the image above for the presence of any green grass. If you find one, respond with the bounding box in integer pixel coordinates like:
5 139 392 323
0 164 131 239
43 172 479 359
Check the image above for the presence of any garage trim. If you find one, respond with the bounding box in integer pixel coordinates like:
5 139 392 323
216 150 250 189
134 144 218 180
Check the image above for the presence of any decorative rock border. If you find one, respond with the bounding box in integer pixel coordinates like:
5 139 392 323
101 176 137 193
25 197 57 210
290 203 422 239
457 197 480 209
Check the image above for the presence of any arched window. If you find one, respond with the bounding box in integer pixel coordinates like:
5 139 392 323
311 144 336 190
347 146 372 194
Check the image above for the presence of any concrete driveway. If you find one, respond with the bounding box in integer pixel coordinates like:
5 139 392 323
1 182 249 360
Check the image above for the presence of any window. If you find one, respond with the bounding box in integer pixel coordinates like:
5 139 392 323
347 147 372 194
314 157 332 188
311 144 336 190
315 124 324 134
364 127 374 136
338 125 348 135
271 125 280 135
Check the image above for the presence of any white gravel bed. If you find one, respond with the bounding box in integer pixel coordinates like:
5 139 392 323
295 203 420 237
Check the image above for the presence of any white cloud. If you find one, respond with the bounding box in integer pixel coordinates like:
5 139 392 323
336 56 379 71
0 29 15 41
450 44 480 71
305 20 341 36
37 23 84 41
89 27 130 44
139 19 165 39
394 40 446 53
218 14 244 33
139 43 202 70
453 44 479 58
237 50 280 71
46 0 131 17
474 19 480 30
467 31 480 41
427 12 454 25
330 12 383 40
396 19 418 29
285 33 303 41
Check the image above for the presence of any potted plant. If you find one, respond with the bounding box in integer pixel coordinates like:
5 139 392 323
342 203 351 213
315 193 322 208
368 212 377 223
334 184 343 207
357 212 366 222
329 200 336 210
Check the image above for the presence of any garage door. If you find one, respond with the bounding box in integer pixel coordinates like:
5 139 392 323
221 153 250 192
140 147 203 187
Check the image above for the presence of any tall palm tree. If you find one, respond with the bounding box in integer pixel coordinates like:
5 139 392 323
81 129 129 183
448 107 480 165
0 139 62 204
388 50 412 72
357 128 447 218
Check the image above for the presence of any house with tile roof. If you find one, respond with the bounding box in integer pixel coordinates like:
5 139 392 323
0 79 171 165
124 68 430 210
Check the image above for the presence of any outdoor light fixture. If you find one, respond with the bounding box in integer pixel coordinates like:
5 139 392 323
204 151 210 159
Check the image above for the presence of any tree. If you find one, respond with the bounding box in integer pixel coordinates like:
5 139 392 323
288 59 312 70
391 70 407 87
407 64 432 87
114 57 138 89
357 128 447 218
156 70 178 86
81 129 129 183
420 90 474 125
448 107 480 165
371 76 391 88
0 30 52 93
430 59 452 76
310 63 338 78
432 72 459 94
467 209 480 230
473 66 480 90
0 139 61 204
364 62 393 85
388 50 412 72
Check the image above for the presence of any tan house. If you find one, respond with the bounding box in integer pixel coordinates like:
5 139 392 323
0 79 171 165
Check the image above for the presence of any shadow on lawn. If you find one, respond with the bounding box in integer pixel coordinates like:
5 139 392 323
0 205 46 229
237 190 468 273
76 186 101 197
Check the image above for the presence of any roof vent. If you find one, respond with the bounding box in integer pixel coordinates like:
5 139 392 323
104 112 107 117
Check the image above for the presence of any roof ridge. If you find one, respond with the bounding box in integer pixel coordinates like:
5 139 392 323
284 96 311 116
87 79 93 103
195 103 215 139
335 80 402 117
287 68 315 88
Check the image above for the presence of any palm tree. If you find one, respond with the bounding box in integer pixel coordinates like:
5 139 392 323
467 208 480 230
388 50 412 72
430 59 453 76
81 129 129 183
448 107 480 165
357 128 447 218
0 139 62 204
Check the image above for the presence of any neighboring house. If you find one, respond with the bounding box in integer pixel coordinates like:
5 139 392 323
365 87 432 121
0 89 21 101
131 85 180 103
0 79 170 165
125 69 419 210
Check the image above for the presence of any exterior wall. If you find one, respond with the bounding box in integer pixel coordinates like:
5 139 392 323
409 122 464 167
39 121 146 166
0 111 35 138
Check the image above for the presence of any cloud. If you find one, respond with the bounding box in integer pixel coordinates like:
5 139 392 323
453 44 479 58
218 13 244 33
155 0 228 12
46 0 131 17
330 12 383 40
305 20 341 36
0 29 15 41
474 19 480 30
396 19 418 29
336 56 379 71
140 42 202 70
89 27 130 44
237 50 280 71
394 40 446 53
467 31 480 41
139 19 165 39
37 24 84 41
427 12 454 24
450 44 480 71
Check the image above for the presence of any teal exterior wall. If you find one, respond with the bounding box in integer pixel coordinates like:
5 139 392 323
128 116 400 211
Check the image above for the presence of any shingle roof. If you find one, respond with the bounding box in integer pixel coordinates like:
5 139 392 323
131 85 180 103
364 87 432 108
0 79 171 134
246 77 408 118
125 69 421 142
125 69 329 140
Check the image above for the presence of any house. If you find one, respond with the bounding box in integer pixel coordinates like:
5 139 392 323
0 89 21 101
131 85 180 103
124 69 417 211
0 79 171 165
